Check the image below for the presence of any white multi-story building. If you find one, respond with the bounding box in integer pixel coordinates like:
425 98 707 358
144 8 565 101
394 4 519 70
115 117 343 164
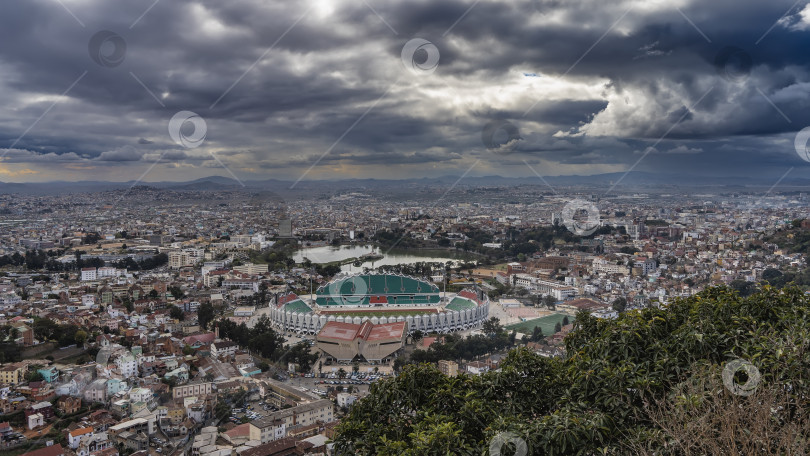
168 251 192 269
203 260 227 270
231 235 252 245
248 400 334 443
337 393 359 408
634 258 657 275
81 268 97 281
0 293 22 309
211 341 237 358
203 270 228 288
129 387 152 404
81 267 124 281
221 279 259 292
233 263 269 275
186 248 204 262
97 267 118 278
513 274 577 300
68 427 94 449
27 413 44 430
115 354 138 378
137 353 155 365
169 249 204 269
233 306 255 317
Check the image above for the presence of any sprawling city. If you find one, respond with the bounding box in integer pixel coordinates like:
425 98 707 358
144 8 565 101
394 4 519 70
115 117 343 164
3 0 810 455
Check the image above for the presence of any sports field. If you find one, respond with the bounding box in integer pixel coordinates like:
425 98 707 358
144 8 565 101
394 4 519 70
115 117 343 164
505 313 574 335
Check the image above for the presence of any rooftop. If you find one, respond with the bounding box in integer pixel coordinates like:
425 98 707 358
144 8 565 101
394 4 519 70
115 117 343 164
318 320 405 342
69 427 94 438
20 444 65 456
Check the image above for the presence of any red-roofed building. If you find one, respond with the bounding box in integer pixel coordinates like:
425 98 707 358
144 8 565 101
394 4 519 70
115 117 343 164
182 332 216 348
457 290 481 304
21 444 65 456
276 292 300 308
68 426 94 449
316 321 406 362
222 423 251 445
419 337 438 349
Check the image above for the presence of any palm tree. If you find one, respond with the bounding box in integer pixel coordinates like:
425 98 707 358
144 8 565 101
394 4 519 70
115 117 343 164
337 368 347 380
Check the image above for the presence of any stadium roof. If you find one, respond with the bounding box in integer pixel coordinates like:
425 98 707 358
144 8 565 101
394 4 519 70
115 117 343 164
318 322 359 341
318 321 406 343
446 296 478 312
284 300 312 313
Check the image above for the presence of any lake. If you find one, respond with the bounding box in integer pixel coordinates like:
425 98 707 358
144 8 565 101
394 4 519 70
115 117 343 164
293 244 475 273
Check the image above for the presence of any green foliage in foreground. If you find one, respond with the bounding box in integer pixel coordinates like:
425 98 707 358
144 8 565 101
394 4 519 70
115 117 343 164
505 313 573 335
334 286 810 455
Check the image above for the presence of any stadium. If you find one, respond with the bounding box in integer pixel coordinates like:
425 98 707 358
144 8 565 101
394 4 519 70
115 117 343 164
267 273 490 336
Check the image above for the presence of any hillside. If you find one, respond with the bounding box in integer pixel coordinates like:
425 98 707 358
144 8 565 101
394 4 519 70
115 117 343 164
333 286 810 455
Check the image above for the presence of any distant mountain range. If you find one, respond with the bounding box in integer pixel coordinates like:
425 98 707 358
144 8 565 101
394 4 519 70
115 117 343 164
1 172 809 195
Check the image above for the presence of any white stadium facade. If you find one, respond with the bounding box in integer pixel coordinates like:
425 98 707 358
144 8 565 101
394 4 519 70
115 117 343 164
266 273 490 335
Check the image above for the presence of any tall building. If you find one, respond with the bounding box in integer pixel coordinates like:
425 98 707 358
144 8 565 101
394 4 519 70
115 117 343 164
438 360 458 377
278 219 293 237
168 251 192 269
81 268 97 281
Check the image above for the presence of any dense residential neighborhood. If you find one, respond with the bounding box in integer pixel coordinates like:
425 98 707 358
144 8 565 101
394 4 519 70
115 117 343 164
1 186 810 455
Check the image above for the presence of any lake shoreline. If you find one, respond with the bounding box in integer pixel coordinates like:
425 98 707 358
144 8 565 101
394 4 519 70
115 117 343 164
293 243 480 272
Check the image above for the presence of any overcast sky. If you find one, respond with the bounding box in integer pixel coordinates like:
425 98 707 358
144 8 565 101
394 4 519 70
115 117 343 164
1 0 810 183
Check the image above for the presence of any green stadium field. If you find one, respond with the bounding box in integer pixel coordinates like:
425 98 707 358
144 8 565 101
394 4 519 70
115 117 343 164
505 313 574 335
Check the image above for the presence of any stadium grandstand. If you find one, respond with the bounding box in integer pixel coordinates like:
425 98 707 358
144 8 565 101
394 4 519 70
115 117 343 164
315 273 441 307
276 291 313 314
266 273 489 336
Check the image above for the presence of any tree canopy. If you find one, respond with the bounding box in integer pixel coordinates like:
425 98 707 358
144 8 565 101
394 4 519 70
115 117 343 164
215 316 318 371
334 286 810 455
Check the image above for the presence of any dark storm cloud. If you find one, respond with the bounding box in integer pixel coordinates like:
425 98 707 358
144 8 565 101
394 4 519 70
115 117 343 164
1 0 810 182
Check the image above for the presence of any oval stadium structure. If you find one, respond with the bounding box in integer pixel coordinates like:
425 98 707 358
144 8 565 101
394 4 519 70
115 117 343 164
267 273 490 335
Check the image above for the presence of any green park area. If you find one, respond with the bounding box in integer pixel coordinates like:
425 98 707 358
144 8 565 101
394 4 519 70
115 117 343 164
505 313 573 335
